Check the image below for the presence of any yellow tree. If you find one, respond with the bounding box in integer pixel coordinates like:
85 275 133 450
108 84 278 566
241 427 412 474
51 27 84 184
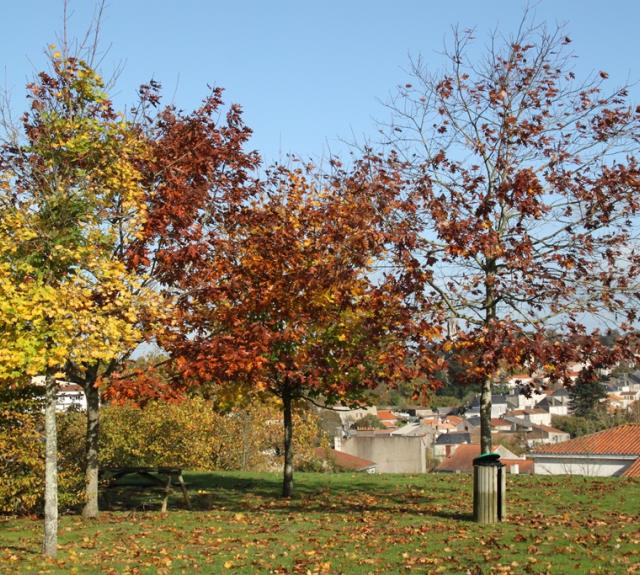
0 50 156 554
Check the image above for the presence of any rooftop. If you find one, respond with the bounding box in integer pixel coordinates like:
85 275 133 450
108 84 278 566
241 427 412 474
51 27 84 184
532 424 640 456
621 457 640 478
315 448 376 471
435 432 471 445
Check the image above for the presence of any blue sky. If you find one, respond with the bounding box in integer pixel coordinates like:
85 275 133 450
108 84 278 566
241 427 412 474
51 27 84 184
2 1 639 165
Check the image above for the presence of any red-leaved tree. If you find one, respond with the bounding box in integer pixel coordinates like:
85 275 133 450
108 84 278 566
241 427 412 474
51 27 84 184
381 19 640 455
155 162 439 497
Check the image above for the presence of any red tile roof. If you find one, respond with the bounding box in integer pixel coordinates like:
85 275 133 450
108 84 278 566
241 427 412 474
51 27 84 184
532 424 640 456
435 444 533 474
444 415 463 425
315 448 376 471
491 418 511 427
376 410 397 421
621 458 640 478
58 383 83 393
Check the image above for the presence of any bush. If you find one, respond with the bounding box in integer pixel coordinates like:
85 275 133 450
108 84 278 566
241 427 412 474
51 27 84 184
0 387 83 516
2 395 328 515
0 408 44 514
61 397 328 472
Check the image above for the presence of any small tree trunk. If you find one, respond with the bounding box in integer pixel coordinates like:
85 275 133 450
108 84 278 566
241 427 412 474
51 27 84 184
82 381 100 519
479 376 492 453
43 374 58 558
282 386 294 498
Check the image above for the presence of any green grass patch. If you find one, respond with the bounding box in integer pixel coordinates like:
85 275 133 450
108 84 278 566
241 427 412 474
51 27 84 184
1 472 639 574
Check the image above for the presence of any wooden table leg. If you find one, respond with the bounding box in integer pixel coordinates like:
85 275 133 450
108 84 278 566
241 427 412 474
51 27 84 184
177 473 191 510
161 474 172 513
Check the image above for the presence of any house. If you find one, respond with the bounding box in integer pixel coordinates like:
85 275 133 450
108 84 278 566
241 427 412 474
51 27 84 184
504 408 552 427
376 409 400 428
531 424 640 476
32 376 86 412
535 395 569 417
435 444 533 474
433 432 471 458
335 426 433 473
56 383 86 412
506 389 547 410
525 424 570 446
498 416 568 446
490 418 513 432
421 417 458 434
465 394 509 419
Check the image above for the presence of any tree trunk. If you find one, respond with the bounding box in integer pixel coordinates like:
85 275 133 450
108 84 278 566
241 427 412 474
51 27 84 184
282 386 294 498
82 381 100 519
43 374 58 558
481 259 497 454
479 376 492 454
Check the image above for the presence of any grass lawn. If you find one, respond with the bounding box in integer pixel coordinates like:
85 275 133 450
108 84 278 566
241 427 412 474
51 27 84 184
1 471 639 574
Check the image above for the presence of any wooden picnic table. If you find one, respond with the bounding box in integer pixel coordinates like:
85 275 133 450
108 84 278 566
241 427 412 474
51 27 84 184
100 467 191 512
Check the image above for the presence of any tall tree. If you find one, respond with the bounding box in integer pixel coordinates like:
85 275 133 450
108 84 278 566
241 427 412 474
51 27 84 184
157 163 437 497
568 379 608 417
0 50 152 551
381 17 640 456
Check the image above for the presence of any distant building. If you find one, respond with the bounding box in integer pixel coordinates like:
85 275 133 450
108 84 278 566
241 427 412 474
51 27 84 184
466 394 509 419
335 426 434 473
32 377 86 412
433 432 471 459
531 424 640 477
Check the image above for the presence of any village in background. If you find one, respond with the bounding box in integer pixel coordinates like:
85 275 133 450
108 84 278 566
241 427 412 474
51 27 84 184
45 357 640 479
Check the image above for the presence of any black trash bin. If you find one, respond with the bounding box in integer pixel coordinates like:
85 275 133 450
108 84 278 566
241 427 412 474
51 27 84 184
472 452 506 523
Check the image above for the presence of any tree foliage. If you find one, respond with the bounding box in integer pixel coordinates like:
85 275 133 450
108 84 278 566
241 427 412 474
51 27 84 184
568 379 608 416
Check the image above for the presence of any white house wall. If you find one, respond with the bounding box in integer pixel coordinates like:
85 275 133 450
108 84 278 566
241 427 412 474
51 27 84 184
533 456 635 477
339 435 428 473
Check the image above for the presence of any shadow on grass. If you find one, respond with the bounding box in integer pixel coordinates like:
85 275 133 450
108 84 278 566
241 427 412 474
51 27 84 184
430 510 474 522
99 472 452 518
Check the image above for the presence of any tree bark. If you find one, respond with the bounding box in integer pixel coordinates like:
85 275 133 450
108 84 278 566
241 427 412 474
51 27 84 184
479 376 492 453
82 380 100 519
282 385 294 498
480 259 497 454
43 374 58 558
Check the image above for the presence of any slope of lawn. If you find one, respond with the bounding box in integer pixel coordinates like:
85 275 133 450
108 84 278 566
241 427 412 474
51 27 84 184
1 471 639 574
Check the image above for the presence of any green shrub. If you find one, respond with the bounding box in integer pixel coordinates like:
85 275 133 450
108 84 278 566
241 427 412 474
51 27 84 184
94 398 327 472
0 392 83 516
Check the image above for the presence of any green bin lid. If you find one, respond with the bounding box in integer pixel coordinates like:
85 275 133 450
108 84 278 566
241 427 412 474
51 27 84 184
473 452 501 463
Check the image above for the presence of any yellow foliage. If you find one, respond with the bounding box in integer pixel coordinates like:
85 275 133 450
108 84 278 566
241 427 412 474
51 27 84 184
0 55 163 382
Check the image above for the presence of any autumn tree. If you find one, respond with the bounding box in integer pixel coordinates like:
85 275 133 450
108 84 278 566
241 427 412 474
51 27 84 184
381 17 640 458
156 163 437 497
0 48 155 551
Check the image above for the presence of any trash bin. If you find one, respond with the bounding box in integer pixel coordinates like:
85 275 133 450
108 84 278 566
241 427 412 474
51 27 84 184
472 452 506 523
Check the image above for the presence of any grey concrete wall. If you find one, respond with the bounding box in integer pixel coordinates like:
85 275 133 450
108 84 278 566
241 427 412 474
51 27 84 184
340 435 428 473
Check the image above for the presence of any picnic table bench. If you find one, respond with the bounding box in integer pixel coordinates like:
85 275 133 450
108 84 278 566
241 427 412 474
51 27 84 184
100 467 191 512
